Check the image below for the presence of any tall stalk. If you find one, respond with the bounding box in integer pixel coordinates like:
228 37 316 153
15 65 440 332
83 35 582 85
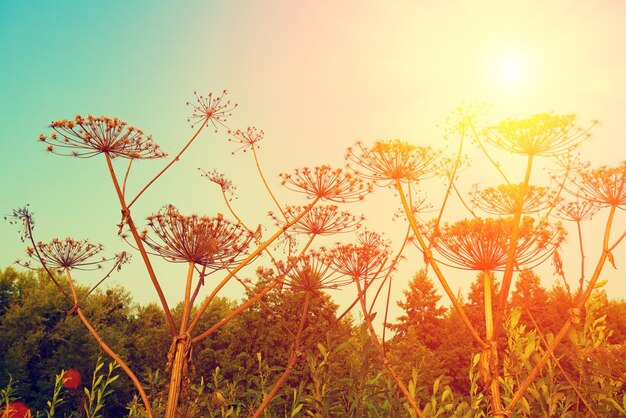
164 261 195 417
104 153 177 335
64 269 153 417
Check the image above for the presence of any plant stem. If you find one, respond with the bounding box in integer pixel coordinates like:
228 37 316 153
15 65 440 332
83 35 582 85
395 179 486 347
104 153 177 335
493 154 534 338
62 269 153 417
482 270 503 416
127 116 208 209
164 262 195 417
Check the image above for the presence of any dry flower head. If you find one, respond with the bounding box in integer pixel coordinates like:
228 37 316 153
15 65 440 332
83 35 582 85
41 115 166 159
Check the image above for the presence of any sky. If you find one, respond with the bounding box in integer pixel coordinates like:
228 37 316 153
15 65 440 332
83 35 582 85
1 1 625 323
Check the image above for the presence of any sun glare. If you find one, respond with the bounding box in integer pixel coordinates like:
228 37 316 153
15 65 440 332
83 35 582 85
497 53 528 86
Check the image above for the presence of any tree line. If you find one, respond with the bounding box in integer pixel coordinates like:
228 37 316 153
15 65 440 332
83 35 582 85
2 266 624 416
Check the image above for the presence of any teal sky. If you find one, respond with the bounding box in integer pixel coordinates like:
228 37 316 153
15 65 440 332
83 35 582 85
1 1 625 313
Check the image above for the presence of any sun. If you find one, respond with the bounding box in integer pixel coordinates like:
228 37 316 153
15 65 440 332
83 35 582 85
495 51 530 88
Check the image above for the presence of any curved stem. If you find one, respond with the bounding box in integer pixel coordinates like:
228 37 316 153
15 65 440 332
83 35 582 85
122 158 134 197
429 126 466 248
472 124 511 185
395 179 486 347
252 147 286 219
63 269 153 416
127 116 208 209
104 153 177 335
76 307 153 417
23 219 73 304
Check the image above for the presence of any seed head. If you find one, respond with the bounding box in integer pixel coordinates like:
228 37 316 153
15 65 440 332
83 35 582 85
471 183 557 216
5 206 35 242
575 162 626 208
19 238 108 271
42 115 166 159
141 206 253 270
280 165 372 203
228 127 264 154
187 90 237 131
554 198 599 222
431 217 566 271
283 251 352 293
346 140 440 185
270 205 363 236
483 113 595 157
329 230 391 280
199 169 237 200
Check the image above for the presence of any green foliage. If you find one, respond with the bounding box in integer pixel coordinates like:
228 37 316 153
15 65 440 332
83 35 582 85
82 358 120 418
3 265 626 416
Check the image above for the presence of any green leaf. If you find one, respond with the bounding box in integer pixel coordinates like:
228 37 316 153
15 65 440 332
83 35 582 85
317 343 327 357
594 279 608 289
291 404 304 417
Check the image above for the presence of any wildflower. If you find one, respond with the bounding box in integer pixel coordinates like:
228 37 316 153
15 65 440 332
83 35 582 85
228 127 264 153
483 113 595 157
19 238 109 271
471 183 556 216
329 230 391 280
199 169 237 200
4 206 35 243
554 198 599 222
141 206 253 270
187 90 237 131
346 140 440 185
41 115 166 159
575 162 626 208
63 369 82 389
1 401 30 418
443 102 489 137
431 217 566 271
283 251 352 293
280 165 372 203
270 205 363 236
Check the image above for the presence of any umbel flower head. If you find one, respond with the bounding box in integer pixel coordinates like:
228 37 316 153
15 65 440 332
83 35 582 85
575 162 626 209
200 169 237 200
471 183 557 216
40 115 166 159
4 206 35 243
346 140 440 185
554 198 599 222
18 238 126 272
329 230 391 280
270 205 363 236
140 206 253 270
431 216 566 271
280 165 372 203
483 113 595 157
283 251 352 293
228 127 264 154
187 90 237 131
